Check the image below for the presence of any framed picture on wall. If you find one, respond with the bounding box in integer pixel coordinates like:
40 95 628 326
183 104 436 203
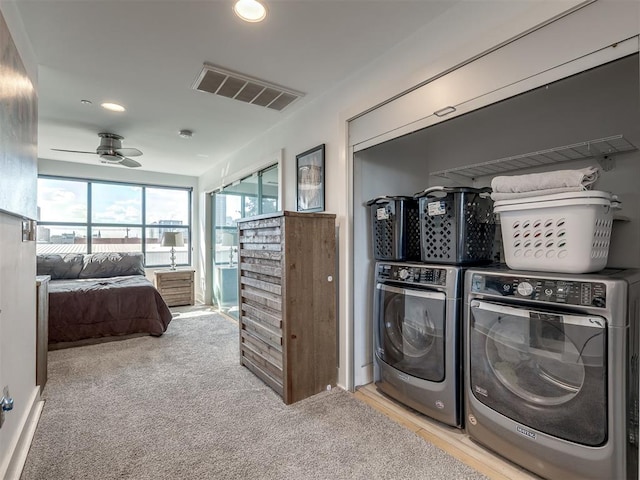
296 144 325 213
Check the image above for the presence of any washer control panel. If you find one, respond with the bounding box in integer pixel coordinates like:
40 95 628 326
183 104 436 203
471 273 607 307
376 263 447 286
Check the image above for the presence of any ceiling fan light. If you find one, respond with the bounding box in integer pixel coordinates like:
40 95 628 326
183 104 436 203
101 102 126 112
100 153 121 163
234 0 267 23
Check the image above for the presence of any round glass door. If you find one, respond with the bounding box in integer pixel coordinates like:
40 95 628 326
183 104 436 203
376 284 446 382
469 300 607 445
485 317 586 406
384 293 437 358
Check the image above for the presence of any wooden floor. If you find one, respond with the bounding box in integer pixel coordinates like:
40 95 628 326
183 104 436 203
354 384 541 480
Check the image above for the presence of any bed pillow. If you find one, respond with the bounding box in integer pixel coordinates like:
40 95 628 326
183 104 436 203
79 252 145 279
36 254 84 280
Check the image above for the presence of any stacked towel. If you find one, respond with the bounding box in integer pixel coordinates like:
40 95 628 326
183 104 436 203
490 166 599 201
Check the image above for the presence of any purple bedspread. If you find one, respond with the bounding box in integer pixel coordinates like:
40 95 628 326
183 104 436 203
48 275 173 343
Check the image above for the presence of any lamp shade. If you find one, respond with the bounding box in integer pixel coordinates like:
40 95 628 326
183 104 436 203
161 232 184 247
221 232 235 247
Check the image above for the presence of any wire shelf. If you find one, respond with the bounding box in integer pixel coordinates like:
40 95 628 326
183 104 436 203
431 134 638 180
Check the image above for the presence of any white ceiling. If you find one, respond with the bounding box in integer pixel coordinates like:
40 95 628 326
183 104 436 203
10 0 459 177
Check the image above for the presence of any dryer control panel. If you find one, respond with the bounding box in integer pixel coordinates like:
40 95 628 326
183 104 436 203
471 273 607 308
376 263 447 286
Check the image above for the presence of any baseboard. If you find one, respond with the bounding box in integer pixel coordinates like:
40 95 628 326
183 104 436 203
3 387 43 480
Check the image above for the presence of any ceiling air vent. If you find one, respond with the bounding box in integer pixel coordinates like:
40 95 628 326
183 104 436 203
192 63 304 111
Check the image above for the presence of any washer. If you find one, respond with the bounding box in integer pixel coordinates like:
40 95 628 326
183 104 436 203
464 267 640 480
374 261 463 427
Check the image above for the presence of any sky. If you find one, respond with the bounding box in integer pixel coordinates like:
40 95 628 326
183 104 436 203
37 178 189 226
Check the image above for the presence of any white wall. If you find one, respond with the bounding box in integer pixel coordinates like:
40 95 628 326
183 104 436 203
0 214 38 479
198 1 591 390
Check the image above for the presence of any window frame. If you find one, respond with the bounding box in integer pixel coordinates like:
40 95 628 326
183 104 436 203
37 175 193 268
212 163 278 267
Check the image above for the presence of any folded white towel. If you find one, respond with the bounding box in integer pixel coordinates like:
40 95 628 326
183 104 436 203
491 186 584 201
491 166 599 194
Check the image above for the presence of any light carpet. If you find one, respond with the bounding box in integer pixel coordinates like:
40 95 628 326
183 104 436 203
21 308 487 480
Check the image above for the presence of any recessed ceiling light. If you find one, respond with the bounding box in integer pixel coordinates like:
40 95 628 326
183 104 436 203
101 102 126 112
179 129 193 139
234 0 267 23
80 99 92 105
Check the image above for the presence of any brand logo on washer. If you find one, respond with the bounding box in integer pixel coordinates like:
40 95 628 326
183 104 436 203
516 425 537 440
474 385 488 397
435 400 445 409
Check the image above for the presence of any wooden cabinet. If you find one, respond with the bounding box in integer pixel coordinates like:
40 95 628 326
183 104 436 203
36 275 50 392
237 211 337 404
154 269 195 307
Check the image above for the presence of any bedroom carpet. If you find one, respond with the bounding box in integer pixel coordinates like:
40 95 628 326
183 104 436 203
21 308 487 480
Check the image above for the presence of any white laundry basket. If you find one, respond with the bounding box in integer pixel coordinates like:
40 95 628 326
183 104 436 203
494 191 619 273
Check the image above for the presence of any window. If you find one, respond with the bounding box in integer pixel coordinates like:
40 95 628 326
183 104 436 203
212 163 278 318
37 176 192 267
213 164 278 266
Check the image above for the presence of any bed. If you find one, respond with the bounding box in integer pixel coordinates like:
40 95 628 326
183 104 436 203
37 252 173 344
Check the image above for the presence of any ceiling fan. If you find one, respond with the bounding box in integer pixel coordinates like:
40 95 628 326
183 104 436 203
52 132 143 168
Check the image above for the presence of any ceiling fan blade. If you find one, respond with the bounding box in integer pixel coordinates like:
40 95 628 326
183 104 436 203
119 157 142 168
115 147 143 157
51 148 97 155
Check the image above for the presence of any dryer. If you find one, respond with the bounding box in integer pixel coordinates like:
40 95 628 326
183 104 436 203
464 267 640 480
374 261 463 427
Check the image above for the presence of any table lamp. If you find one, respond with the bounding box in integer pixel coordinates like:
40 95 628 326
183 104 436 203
161 232 184 270
221 232 237 266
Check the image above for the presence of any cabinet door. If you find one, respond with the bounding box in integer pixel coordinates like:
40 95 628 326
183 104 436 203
281 215 337 404
238 218 285 396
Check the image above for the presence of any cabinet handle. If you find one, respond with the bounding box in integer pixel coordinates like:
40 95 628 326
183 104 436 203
434 106 456 117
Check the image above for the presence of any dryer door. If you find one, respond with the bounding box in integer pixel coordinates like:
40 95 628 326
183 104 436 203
468 300 606 446
375 283 446 382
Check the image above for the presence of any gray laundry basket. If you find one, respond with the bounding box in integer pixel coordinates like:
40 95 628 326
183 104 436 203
366 196 421 261
415 186 495 264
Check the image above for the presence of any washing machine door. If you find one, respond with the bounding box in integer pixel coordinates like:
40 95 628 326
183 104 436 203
468 300 606 446
375 283 446 382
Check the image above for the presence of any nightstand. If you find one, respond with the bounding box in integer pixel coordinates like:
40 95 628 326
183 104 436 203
154 269 195 307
